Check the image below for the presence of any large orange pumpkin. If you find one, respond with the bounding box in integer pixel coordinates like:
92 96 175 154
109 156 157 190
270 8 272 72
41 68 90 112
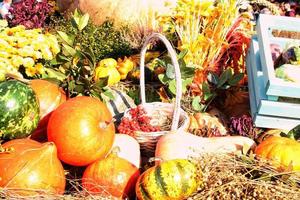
47 96 115 166
82 152 140 199
30 79 66 142
0 139 66 196
255 136 300 171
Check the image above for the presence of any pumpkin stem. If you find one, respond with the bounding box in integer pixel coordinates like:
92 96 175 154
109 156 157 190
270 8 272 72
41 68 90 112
148 157 163 164
110 146 121 156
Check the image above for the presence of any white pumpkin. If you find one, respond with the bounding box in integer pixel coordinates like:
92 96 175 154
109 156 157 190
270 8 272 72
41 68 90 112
112 134 141 168
57 0 177 27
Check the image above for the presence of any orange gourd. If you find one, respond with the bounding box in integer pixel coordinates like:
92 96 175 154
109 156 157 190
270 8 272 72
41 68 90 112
0 139 66 196
47 96 115 166
255 136 300 171
82 151 140 199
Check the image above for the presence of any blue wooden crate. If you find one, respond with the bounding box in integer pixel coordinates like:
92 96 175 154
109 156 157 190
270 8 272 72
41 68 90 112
247 36 300 130
256 14 300 99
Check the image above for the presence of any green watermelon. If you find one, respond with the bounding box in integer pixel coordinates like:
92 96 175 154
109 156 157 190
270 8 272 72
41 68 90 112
0 80 40 140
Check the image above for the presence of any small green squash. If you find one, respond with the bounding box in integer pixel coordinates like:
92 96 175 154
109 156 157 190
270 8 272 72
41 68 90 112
136 159 200 200
0 80 39 139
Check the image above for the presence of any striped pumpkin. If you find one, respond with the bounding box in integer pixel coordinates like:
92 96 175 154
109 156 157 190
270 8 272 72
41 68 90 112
136 159 200 200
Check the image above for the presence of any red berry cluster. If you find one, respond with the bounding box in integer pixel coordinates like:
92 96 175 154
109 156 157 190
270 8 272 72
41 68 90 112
118 105 161 136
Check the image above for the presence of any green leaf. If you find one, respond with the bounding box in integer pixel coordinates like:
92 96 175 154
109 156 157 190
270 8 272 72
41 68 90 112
158 74 171 84
192 96 205 111
62 44 77 56
103 89 115 100
94 77 109 89
287 124 300 140
72 9 81 28
182 78 193 93
57 31 74 46
178 49 188 60
168 79 176 95
78 13 90 31
217 68 233 88
156 59 167 68
228 73 244 86
44 68 66 81
180 64 195 79
57 55 71 62
83 47 96 67
207 72 219 85
166 63 175 79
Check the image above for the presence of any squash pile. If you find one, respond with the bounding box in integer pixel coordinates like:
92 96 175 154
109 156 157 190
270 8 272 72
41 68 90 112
1 78 300 199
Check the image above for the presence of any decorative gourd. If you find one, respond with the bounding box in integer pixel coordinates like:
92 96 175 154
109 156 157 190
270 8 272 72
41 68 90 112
0 80 39 140
136 159 199 200
0 139 66 196
47 96 115 166
30 79 66 142
57 0 176 27
112 134 141 168
255 136 300 171
82 151 140 199
155 132 256 161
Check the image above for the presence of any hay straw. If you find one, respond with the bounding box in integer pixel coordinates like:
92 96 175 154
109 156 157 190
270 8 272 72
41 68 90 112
191 153 300 200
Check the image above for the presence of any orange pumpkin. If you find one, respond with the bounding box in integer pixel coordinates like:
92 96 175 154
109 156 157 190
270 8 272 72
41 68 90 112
82 152 140 199
255 136 300 171
30 79 66 142
0 139 66 196
47 96 115 166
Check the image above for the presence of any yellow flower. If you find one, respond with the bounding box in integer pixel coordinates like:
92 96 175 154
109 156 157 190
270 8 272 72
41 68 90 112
25 66 37 77
23 57 35 68
33 51 43 60
11 55 23 68
0 38 9 48
9 26 26 34
17 37 29 48
17 45 35 57
0 51 10 59
41 48 53 60
35 63 44 74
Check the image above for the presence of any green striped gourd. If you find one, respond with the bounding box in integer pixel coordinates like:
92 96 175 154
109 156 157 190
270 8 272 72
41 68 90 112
0 80 39 139
136 159 200 200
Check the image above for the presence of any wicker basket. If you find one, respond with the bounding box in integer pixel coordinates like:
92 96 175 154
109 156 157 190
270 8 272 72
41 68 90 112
122 33 189 158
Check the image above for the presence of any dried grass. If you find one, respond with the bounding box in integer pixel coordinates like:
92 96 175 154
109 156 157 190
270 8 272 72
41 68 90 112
1 153 300 199
191 153 300 200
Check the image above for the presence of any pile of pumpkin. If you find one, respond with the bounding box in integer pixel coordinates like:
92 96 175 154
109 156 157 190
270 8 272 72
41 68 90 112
1 78 300 199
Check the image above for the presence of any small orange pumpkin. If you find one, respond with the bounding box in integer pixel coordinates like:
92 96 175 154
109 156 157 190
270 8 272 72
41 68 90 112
255 136 300 171
82 151 140 199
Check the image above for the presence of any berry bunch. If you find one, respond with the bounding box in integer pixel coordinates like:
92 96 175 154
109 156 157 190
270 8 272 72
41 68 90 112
118 105 161 136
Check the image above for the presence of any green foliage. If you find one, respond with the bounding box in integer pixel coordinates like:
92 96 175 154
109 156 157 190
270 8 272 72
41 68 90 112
281 124 300 141
157 49 195 96
45 10 115 101
47 12 132 62
192 68 244 112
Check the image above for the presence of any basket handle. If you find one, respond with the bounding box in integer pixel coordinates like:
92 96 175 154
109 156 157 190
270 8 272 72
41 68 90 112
140 33 182 131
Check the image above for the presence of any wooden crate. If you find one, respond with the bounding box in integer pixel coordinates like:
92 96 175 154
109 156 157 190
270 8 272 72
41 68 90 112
247 36 300 130
256 14 300 99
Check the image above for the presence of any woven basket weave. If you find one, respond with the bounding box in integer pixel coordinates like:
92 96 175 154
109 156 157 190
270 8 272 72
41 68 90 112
122 33 189 158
